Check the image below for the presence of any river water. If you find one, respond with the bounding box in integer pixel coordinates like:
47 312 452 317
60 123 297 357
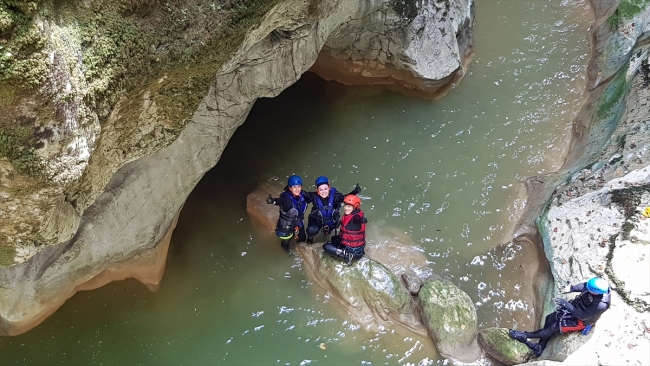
1 1 592 364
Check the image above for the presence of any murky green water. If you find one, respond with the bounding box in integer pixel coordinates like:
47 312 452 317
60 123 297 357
1 1 592 364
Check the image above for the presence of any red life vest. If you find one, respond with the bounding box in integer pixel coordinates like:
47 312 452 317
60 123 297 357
341 210 366 248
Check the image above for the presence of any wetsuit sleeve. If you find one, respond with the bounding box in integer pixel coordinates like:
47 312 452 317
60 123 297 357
562 299 608 321
347 186 360 196
303 191 316 203
334 192 347 206
569 283 587 293
278 195 294 212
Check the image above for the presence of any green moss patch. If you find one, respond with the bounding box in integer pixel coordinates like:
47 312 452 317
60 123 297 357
419 278 477 353
595 68 629 120
0 245 16 266
607 0 648 29
477 328 531 366
0 126 43 177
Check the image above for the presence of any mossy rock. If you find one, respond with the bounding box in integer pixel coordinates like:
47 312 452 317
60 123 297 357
418 277 479 360
477 328 531 366
316 251 413 313
298 244 426 335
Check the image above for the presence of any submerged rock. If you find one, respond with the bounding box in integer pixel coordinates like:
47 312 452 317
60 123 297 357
418 277 482 363
477 327 531 366
296 243 427 336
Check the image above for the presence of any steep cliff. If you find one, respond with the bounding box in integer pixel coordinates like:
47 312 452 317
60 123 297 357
0 0 474 335
514 0 650 364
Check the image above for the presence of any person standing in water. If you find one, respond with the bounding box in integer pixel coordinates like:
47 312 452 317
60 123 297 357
266 175 311 250
508 277 611 357
303 176 362 244
323 195 367 263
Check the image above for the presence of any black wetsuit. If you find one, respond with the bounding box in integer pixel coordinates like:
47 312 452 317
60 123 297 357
270 188 311 249
323 209 366 262
303 186 360 239
524 282 610 353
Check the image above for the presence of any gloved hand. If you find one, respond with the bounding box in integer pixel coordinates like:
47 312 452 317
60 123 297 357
355 183 362 193
266 194 274 205
554 298 570 310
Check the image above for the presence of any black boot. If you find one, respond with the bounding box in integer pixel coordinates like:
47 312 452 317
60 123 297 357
306 236 314 244
508 329 528 343
280 239 290 251
524 340 544 357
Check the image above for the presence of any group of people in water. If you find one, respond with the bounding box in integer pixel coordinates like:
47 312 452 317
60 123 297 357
266 175 366 263
267 175 612 358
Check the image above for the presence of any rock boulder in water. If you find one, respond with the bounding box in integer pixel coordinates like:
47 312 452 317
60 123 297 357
477 327 531 365
246 183 281 232
418 277 482 362
296 244 427 337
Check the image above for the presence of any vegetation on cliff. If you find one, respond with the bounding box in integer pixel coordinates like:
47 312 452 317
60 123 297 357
606 0 648 29
0 0 281 177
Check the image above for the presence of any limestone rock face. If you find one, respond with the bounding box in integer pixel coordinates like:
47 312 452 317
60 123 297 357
0 0 474 335
528 3 650 364
311 0 474 97
418 277 482 363
296 244 427 336
477 327 531 366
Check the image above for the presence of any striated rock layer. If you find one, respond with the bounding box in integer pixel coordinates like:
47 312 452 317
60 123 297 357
0 0 474 335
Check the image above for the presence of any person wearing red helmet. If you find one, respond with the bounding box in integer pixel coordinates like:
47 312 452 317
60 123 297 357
323 194 367 263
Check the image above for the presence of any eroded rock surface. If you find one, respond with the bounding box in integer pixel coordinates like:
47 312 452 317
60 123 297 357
296 243 427 336
418 277 482 363
477 327 531 366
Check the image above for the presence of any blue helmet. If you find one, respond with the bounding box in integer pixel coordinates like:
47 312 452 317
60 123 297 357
287 175 303 187
315 176 329 187
586 277 609 295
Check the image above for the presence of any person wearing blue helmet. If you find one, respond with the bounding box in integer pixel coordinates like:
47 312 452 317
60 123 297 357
266 175 311 250
302 176 362 244
508 277 611 357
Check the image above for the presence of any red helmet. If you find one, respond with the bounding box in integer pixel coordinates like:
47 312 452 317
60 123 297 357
343 195 361 209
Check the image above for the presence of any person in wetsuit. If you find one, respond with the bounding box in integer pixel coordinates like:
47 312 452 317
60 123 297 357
266 175 311 250
303 176 362 244
508 277 611 357
322 195 367 263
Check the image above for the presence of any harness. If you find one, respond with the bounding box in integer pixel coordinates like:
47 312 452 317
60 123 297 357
340 210 366 248
276 191 307 238
559 290 611 333
312 188 339 231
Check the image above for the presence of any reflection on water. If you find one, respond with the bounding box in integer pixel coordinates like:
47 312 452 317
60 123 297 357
0 0 591 364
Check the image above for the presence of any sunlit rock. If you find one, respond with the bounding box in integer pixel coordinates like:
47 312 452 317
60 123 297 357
418 277 482 363
477 327 531 366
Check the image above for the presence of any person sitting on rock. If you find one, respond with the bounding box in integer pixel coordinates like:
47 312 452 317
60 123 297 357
323 195 367 263
302 175 362 244
508 277 611 357
266 175 311 250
